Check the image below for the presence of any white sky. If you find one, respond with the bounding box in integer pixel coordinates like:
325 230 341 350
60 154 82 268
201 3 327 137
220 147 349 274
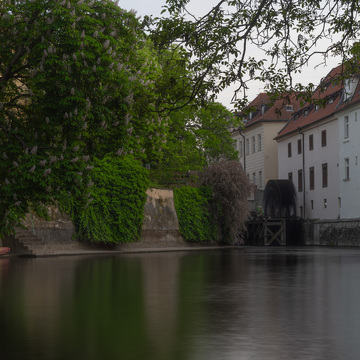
119 0 341 110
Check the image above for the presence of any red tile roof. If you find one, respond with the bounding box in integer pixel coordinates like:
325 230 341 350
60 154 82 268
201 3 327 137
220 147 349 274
236 92 302 128
276 64 360 139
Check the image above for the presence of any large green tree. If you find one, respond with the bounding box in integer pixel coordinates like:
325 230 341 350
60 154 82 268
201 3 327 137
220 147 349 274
0 0 165 233
151 101 239 186
150 0 360 107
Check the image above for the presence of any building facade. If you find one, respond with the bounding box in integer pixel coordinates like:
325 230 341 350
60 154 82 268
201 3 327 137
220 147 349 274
276 65 360 219
231 93 301 190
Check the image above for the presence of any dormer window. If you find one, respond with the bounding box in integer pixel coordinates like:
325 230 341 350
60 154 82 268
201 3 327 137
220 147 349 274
344 77 359 101
261 105 267 115
315 104 320 111
304 109 309 116
285 104 293 112
249 112 253 120
327 97 334 105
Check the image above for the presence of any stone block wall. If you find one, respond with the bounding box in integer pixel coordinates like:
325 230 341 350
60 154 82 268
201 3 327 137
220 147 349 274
306 218 360 246
11 188 187 247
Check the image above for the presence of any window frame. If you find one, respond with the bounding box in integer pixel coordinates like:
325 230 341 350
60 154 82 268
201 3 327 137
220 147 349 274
345 157 350 180
321 130 327 147
309 166 315 190
344 116 349 139
297 139 302 154
309 134 314 151
322 163 328 188
288 142 292 157
298 169 303 192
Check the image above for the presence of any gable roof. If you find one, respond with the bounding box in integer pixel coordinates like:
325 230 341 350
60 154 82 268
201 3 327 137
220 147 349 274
236 92 302 128
276 64 360 140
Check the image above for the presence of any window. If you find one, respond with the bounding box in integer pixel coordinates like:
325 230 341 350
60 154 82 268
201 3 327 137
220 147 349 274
288 172 293 182
344 116 349 139
311 200 314 210
298 139 302 154
327 97 333 104
324 199 327 208
288 142 292 157
258 134 262 151
309 167 315 190
298 169 303 192
345 158 350 180
252 136 256 153
285 104 293 111
246 139 249 155
259 171 263 188
322 163 328 188
321 130 327 147
309 134 314 150
239 141 243 157
253 172 256 186
261 105 266 115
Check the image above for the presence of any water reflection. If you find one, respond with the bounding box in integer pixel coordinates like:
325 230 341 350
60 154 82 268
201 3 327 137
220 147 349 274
1 248 360 359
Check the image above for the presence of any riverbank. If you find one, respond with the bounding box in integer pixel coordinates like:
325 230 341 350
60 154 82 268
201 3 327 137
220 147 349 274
0 239 234 258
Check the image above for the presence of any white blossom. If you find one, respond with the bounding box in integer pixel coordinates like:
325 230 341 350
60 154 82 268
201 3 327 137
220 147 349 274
73 145 79 152
5 178 10 185
71 157 79 163
44 169 51 177
82 155 90 162
31 146 38 154
39 160 47 167
13 161 19 168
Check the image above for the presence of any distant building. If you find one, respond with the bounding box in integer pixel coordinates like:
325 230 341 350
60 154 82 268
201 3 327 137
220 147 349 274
231 93 301 190
276 64 360 219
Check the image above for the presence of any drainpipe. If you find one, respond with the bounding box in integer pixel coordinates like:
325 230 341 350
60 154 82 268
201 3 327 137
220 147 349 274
298 128 306 218
238 127 246 174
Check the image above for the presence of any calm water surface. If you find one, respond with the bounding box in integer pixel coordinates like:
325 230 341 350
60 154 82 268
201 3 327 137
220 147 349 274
1 247 360 360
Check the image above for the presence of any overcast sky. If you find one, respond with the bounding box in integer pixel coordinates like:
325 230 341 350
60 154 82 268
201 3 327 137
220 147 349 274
119 0 341 110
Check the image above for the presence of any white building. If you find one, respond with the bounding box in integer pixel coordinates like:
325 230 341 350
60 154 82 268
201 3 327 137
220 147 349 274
276 65 360 219
231 93 301 190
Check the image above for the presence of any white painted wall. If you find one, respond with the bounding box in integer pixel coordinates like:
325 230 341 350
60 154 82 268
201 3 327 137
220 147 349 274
232 122 287 190
278 118 339 219
337 105 360 218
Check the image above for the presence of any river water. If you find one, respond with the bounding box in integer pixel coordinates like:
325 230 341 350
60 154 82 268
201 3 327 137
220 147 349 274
1 247 360 360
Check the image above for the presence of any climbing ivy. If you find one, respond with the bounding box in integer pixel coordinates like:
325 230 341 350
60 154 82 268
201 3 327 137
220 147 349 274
173 186 216 243
63 156 149 244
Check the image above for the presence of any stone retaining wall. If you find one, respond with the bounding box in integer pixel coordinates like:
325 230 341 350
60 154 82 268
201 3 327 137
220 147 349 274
305 218 360 246
13 188 186 247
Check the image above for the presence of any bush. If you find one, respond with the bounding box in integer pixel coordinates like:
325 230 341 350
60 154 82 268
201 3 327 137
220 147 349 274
174 186 216 243
65 156 149 244
200 160 252 244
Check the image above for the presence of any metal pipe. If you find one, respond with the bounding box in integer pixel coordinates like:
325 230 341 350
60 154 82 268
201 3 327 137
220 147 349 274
298 128 306 218
238 126 246 174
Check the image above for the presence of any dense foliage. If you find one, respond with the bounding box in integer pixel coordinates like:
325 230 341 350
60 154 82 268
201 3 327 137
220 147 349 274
151 102 239 186
200 160 252 244
0 0 167 234
173 186 216 243
63 156 149 244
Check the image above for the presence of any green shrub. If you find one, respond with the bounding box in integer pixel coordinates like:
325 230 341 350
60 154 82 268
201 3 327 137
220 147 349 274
174 186 216 243
65 156 149 244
